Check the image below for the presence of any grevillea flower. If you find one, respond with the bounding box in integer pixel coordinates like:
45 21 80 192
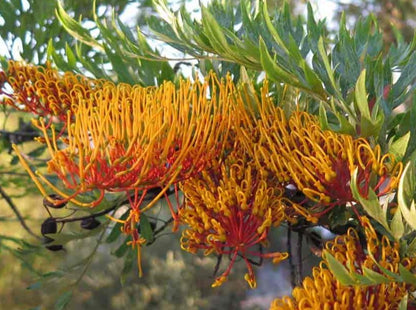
261 110 402 219
180 149 288 288
14 73 234 275
271 217 416 309
238 83 403 221
0 60 105 122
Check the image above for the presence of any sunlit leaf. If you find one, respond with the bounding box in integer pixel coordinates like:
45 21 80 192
322 250 356 286
398 162 416 229
350 168 390 233
390 132 411 162
55 1 102 51
362 266 391 284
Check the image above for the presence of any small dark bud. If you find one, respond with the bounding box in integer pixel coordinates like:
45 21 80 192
43 194 67 209
80 217 101 230
46 245 64 251
42 236 64 252
41 217 57 235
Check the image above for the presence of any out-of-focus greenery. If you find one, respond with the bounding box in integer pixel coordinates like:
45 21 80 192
332 0 416 44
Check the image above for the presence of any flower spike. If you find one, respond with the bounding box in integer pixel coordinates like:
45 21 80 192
1 60 105 121
238 93 403 221
14 72 236 274
180 148 288 287
271 217 416 309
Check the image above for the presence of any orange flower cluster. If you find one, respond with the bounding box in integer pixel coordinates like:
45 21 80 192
4 61 408 291
271 217 415 309
239 84 403 221
13 71 236 275
180 148 288 288
0 60 105 122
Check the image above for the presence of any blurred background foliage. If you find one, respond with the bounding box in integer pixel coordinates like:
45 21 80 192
0 0 415 309
333 0 416 44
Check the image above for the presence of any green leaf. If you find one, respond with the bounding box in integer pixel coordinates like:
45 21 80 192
106 208 130 243
360 110 384 138
355 69 384 138
335 111 356 135
10 155 19 166
47 40 67 70
350 272 376 286
120 249 135 286
139 214 154 243
398 162 416 229
399 264 416 286
201 7 230 55
261 0 289 55
317 37 341 100
55 1 102 51
302 61 326 98
407 236 416 256
259 38 300 86
323 250 356 286
391 207 405 240
318 103 330 130
102 45 135 84
398 294 408 310
350 168 390 232
112 236 131 258
390 132 411 162
54 291 72 310
371 258 402 281
362 266 391 284
65 43 77 68
28 146 46 158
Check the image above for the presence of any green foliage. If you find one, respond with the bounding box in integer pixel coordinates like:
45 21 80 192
324 249 416 287
150 0 416 151
398 162 416 229
52 0 175 85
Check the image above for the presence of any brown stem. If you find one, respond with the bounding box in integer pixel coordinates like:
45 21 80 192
296 231 303 286
287 224 296 289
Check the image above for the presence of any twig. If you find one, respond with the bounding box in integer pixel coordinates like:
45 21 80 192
146 217 175 246
287 224 296 289
296 231 303 286
153 217 174 236
73 225 108 286
0 171 29 176
0 129 39 138
54 205 117 223
0 185 42 240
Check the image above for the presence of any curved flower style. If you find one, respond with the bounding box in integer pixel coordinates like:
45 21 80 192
180 150 288 288
0 60 105 121
14 73 235 274
271 217 416 309
240 90 403 221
